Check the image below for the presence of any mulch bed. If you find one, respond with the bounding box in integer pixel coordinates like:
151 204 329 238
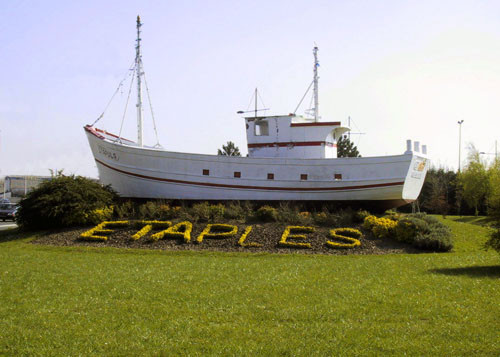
31 221 421 255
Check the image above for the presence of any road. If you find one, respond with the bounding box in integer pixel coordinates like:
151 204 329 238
0 221 17 230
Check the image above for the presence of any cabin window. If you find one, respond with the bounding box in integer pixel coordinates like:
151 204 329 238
203 169 210 176
255 120 269 136
334 173 342 180
301 174 308 180
234 171 241 178
267 173 274 180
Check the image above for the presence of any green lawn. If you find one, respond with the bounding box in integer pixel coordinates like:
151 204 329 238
0 218 499 356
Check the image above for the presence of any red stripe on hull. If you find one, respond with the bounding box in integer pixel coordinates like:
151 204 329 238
248 141 336 148
95 158 404 192
85 125 134 143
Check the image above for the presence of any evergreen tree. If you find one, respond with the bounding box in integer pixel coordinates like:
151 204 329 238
337 135 361 157
217 141 241 156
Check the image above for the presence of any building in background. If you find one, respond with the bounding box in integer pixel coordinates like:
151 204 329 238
2 176 52 202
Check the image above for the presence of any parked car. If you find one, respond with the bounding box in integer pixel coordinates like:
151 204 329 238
0 204 17 221
0 198 10 204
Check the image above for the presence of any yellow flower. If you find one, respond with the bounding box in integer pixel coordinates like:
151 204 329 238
237 226 262 247
151 221 192 243
279 226 314 249
131 221 172 240
196 224 238 244
326 228 362 249
80 221 129 241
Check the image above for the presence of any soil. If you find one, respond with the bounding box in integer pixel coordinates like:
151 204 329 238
31 221 422 255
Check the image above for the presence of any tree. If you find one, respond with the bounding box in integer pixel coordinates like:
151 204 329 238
487 158 500 220
420 169 449 215
458 147 490 216
217 141 241 156
486 158 500 255
417 167 462 215
337 135 361 158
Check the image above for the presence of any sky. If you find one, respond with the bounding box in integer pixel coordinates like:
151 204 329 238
1 0 500 178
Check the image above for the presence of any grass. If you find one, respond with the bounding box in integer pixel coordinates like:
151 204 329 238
436 215 494 252
0 218 499 356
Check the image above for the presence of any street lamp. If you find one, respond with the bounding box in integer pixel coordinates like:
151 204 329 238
479 141 498 160
458 120 464 172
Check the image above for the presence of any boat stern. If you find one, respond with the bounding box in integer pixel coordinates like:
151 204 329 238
401 141 430 203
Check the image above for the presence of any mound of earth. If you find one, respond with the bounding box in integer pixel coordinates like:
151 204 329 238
31 221 421 255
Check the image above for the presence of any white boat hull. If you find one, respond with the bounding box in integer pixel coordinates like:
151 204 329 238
85 126 428 207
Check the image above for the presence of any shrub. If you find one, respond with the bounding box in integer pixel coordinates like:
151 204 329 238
413 231 453 252
255 205 278 222
208 204 225 221
363 215 396 238
394 213 452 252
313 211 339 227
138 201 161 220
276 203 304 224
191 202 225 222
337 208 356 226
16 175 117 230
363 213 452 251
158 204 172 219
393 217 430 243
363 215 378 231
191 202 211 222
354 209 371 223
88 206 114 225
223 202 246 220
372 218 397 238
384 209 401 221
114 201 135 219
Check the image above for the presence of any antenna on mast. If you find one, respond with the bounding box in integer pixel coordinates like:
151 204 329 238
313 46 319 122
136 15 144 147
236 88 269 116
254 88 258 119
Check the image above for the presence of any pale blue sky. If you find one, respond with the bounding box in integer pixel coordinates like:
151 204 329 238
2 0 500 177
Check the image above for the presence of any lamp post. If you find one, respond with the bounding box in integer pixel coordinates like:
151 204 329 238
458 120 464 172
480 141 498 161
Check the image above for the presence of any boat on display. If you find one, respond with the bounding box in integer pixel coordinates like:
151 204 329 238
84 16 429 208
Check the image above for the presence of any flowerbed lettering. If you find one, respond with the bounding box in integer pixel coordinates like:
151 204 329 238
80 221 363 249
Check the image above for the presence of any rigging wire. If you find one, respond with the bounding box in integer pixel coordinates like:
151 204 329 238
293 80 314 114
117 66 137 142
306 90 314 116
245 91 256 112
143 68 162 148
90 61 135 127
257 90 267 114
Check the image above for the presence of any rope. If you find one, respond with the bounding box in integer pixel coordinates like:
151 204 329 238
117 66 136 142
257 90 268 115
142 65 161 148
90 61 135 127
293 80 314 114
246 90 255 112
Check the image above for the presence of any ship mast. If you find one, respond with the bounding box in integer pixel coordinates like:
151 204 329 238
313 46 319 122
136 15 144 147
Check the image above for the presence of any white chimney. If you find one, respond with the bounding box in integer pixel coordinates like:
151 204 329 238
406 140 412 152
422 145 427 155
414 141 420 152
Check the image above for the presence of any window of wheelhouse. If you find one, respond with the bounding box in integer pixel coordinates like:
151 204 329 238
254 120 269 136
